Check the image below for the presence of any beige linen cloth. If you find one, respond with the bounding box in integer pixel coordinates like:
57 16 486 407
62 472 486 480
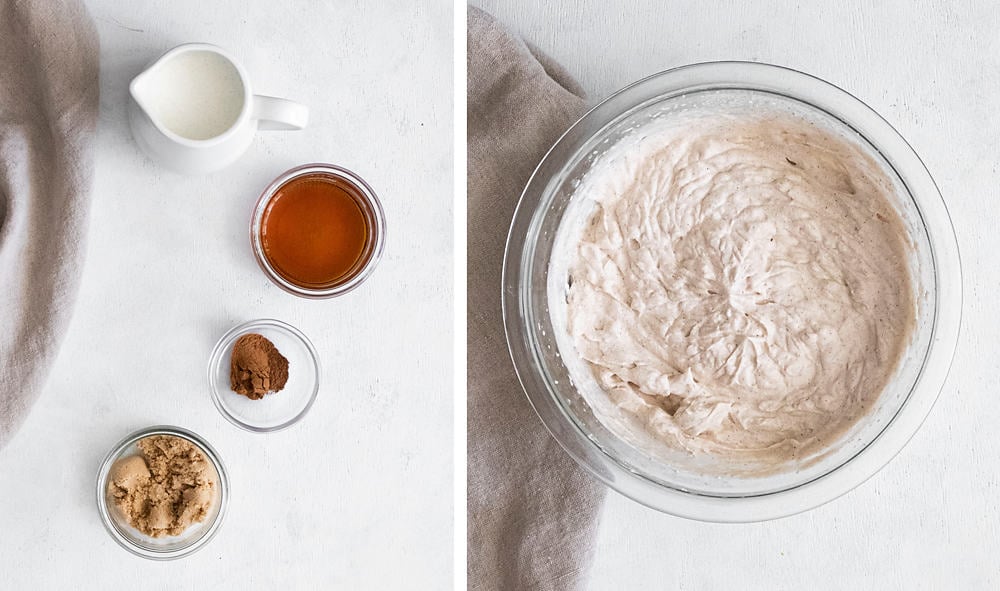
0 0 99 449
468 7 606 590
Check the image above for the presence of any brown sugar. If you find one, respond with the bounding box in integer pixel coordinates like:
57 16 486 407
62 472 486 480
229 333 289 400
107 435 217 537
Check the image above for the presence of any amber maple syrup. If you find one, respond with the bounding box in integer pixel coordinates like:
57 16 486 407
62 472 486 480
259 173 370 288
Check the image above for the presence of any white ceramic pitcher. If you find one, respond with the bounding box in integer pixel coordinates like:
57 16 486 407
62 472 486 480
128 43 309 174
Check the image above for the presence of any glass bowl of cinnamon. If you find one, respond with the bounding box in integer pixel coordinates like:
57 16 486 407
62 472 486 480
208 318 321 432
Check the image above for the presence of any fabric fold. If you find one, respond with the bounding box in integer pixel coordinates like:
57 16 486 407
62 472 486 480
467 7 606 590
0 0 100 449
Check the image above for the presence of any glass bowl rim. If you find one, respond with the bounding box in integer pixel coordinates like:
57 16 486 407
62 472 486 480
502 60 963 522
95 425 230 560
250 162 387 299
207 318 321 433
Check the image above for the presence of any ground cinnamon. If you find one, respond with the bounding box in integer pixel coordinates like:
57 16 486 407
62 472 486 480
229 333 289 400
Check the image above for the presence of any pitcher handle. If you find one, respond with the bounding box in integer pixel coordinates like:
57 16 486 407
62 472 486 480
252 95 309 131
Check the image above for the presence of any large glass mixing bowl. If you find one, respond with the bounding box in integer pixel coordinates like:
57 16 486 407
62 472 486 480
502 62 961 522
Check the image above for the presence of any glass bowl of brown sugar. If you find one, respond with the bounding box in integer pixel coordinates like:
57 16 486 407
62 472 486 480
96 425 229 560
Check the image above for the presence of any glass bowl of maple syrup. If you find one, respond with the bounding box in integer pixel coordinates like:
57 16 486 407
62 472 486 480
251 163 386 298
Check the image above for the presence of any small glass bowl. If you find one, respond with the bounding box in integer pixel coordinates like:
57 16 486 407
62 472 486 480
208 318 321 432
250 163 386 299
96 425 229 560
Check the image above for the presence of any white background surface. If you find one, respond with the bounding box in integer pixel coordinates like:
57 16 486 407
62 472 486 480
474 1 998 589
0 1 452 589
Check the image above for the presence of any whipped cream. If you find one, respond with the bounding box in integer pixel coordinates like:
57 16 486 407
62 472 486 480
560 103 915 466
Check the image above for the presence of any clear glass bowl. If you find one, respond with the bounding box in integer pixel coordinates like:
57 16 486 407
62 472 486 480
96 425 229 559
251 163 386 299
502 61 962 522
208 318 321 432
